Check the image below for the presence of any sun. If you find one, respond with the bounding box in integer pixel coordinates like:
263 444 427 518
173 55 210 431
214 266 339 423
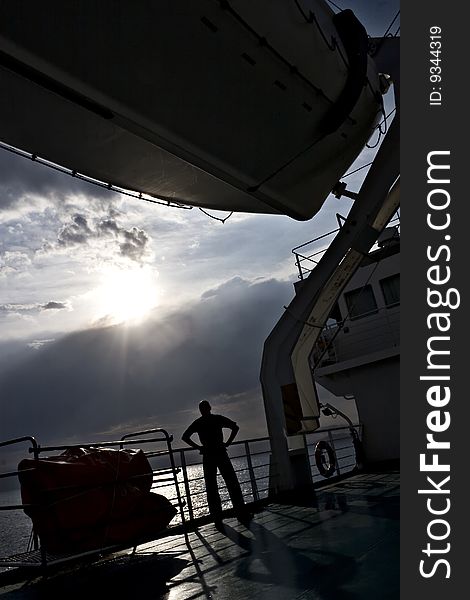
94 266 159 324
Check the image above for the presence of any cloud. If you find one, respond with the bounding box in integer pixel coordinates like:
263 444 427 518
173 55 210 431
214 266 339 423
52 212 151 262
0 277 294 445
98 217 120 235
27 339 56 350
0 300 70 315
58 213 93 246
0 303 38 315
0 148 112 213
119 227 150 261
41 301 68 311
201 276 246 299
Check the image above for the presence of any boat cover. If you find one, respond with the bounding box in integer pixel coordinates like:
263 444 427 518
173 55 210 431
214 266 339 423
0 1 382 220
18 447 177 553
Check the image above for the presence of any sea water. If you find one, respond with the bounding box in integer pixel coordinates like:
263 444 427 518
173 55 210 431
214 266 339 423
0 488 33 559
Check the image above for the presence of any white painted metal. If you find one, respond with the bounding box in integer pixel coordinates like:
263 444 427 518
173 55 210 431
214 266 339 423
260 115 399 492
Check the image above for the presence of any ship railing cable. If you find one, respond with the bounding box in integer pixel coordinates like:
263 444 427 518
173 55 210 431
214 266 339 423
370 10 400 57
293 211 400 279
0 140 192 211
366 107 396 149
326 0 343 11
342 161 374 179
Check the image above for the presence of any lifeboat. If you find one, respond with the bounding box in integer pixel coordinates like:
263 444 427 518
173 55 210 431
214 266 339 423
0 0 384 220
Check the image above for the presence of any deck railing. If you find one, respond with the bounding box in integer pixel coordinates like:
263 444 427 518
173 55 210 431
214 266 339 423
0 424 361 569
292 215 400 280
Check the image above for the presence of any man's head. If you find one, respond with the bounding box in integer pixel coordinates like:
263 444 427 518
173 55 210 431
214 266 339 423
199 400 212 416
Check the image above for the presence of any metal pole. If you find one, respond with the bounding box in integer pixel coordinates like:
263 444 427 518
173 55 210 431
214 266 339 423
244 441 259 502
180 450 194 523
302 432 314 485
166 439 187 528
328 430 341 477
295 253 303 280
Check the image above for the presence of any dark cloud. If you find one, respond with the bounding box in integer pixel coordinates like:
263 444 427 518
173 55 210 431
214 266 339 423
52 212 151 261
119 227 149 260
41 302 68 311
27 339 56 350
0 277 293 445
0 148 113 211
57 213 92 246
0 301 68 315
201 277 246 299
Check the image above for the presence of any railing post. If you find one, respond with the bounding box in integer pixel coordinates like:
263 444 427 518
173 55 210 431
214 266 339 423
294 252 303 280
180 450 194 523
165 440 186 529
244 441 259 502
302 432 314 486
328 430 341 477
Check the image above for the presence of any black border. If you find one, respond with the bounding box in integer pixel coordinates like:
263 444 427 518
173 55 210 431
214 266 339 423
401 2 467 595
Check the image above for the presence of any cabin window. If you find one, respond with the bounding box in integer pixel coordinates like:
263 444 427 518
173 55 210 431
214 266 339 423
344 285 378 319
380 274 400 307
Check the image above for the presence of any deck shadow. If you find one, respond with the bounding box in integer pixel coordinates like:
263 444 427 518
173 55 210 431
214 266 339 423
0 551 188 599
219 520 359 599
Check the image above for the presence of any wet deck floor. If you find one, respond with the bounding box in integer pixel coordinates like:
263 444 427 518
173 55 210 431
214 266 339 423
0 470 399 599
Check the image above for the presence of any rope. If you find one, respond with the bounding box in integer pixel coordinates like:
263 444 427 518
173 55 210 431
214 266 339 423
326 0 343 11
371 10 400 56
342 161 374 179
366 106 395 149
247 132 325 191
382 11 400 39
198 207 234 223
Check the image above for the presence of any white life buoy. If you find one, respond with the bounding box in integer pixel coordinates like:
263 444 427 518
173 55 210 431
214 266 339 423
314 440 336 478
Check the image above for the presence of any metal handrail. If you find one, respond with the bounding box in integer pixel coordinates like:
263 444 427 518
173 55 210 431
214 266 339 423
292 214 400 280
0 428 184 569
0 426 361 569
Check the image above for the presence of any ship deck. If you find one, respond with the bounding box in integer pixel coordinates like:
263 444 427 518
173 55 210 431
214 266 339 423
0 470 399 599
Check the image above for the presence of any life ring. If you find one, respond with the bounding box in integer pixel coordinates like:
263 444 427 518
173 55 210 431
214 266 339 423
314 441 336 478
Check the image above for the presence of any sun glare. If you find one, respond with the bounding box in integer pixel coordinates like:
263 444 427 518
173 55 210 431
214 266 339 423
94 266 159 324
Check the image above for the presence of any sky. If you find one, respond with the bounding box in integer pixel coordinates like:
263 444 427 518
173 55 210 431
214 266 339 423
0 1 399 458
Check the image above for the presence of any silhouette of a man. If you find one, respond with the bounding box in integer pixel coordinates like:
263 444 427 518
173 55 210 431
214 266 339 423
182 400 249 524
